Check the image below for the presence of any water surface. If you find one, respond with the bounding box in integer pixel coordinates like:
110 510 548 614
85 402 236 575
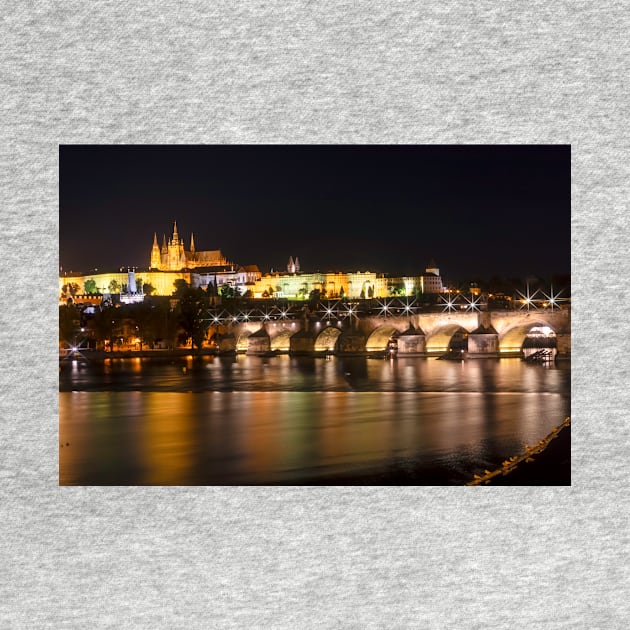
59 355 570 485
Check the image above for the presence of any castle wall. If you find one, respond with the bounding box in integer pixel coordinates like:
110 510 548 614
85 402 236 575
60 271 192 298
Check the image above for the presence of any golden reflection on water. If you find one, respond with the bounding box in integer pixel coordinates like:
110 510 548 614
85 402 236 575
59 357 570 485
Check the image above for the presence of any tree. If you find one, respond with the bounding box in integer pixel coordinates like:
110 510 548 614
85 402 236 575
142 282 156 296
129 301 161 350
108 279 121 294
92 305 117 350
220 284 236 299
59 304 80 344
173 279 190 297
206 281 217 297
309 288 326 303
176 288 210 351
84 279 97 294
61 282 81 298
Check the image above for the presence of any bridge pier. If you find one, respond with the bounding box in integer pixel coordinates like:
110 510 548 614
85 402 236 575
246 327 271 355
337 332 367 355
467 324 499 358
397 326 426 355
289 330 315 355
556 332 571 358
217 332 236 354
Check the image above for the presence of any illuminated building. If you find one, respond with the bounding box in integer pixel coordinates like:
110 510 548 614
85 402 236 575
60 224 444 300
150 221 229 271
251 261 444 299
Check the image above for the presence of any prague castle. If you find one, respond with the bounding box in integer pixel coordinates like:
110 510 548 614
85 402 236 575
60 221 444 301
150 221 229 271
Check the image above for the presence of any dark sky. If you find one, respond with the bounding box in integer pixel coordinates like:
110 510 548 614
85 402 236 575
59 144 570 282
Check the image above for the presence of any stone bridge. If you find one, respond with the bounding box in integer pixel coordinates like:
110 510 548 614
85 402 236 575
213 309 570 359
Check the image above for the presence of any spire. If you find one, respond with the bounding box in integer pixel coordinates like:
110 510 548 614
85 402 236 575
190 232 195 254
161 234 167 253
288 256 294 272
173 221 179 241
294 256 300 273
150 232 161 269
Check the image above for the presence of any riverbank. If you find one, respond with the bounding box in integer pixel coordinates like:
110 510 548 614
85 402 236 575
287 418 571 486
60 348 225 360
470 418 571 486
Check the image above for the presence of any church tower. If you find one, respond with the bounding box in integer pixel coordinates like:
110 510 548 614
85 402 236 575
149 221 229 271
167 221 186 270
150 233 161 269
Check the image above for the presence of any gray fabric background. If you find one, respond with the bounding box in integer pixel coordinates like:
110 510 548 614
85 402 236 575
2 1 628 627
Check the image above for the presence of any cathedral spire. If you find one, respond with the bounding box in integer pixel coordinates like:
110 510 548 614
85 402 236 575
173 221 179 242
161 234 167 253
150 232 161 269
190 232 195 254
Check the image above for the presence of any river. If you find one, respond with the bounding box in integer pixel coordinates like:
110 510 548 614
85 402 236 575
59 354 570 485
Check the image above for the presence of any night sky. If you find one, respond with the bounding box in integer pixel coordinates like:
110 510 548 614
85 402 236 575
59 145 570 283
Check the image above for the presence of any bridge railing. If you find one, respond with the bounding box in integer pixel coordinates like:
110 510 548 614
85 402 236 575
201 296 570 324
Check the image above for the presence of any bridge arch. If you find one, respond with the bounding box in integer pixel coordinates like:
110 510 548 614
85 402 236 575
499 320 557 354
270 329 293 352
314 327 342 352
426 324 471 353
233 322 262 352
365 325 399 352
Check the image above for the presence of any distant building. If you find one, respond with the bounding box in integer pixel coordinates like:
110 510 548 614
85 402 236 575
60 229 443 300
287 256 300 273
150 221 229 271
420 259 444 294
251 261 444 300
